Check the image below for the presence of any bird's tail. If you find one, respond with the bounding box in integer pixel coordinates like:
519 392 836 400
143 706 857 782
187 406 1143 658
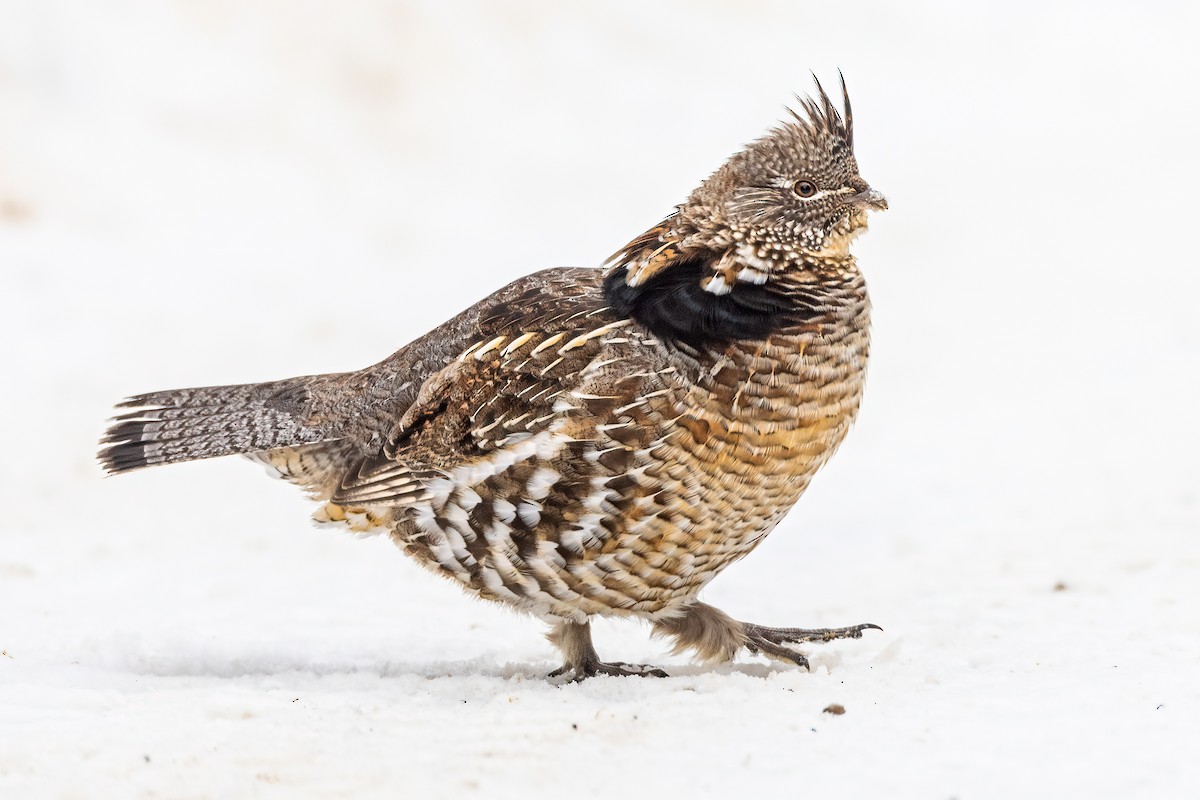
98 377 331 475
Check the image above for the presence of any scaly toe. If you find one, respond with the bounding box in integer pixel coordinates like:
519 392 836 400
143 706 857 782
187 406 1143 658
745 636 812 669
744 622 882 645
550 660 669 682
596 662 670 678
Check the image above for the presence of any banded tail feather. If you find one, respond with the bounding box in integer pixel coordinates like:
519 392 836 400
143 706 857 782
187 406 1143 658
98 377 334 475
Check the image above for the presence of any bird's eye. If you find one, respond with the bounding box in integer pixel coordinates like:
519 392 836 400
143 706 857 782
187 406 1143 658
793 180 817 198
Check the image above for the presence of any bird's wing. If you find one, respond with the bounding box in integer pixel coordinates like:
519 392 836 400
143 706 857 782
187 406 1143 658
330 303 654 509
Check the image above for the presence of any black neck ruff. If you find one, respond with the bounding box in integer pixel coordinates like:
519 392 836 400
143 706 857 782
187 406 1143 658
603 257 813 349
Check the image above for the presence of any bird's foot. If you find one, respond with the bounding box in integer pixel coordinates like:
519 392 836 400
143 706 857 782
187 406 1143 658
546 619 668 682
742 622 882 669
549 659 669 682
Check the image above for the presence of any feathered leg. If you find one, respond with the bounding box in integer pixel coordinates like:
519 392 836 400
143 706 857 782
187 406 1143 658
653 601 880 670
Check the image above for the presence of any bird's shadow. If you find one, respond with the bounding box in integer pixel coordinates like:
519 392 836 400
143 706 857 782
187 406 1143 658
114 649 795 682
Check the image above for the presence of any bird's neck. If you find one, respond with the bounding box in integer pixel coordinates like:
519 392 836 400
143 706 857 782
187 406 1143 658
602 248 864 350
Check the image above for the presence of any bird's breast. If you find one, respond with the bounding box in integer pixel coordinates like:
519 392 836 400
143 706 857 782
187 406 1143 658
639 279 871 563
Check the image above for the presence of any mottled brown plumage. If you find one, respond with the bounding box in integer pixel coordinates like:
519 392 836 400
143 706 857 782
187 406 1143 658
100 75 887 679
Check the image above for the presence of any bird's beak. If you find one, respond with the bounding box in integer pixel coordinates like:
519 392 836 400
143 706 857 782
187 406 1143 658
848 187 888 211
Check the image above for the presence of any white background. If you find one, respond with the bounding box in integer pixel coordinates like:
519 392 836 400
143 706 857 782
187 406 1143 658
2 1 1198 797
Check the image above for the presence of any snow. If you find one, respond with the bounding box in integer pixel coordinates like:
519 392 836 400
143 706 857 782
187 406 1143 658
2 1 1199 797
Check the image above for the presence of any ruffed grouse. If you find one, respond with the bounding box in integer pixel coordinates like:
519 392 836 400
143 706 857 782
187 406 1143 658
100 76 888 679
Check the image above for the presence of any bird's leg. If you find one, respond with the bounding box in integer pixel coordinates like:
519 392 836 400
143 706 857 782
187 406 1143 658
546 619 668 681
652 601 880 670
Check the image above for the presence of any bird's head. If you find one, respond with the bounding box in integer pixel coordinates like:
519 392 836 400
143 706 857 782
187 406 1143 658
608 74 886 296
604 75 886 347
687 74 886 269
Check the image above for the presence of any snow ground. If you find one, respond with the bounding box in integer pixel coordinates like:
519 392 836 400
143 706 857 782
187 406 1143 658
2 1 1199 798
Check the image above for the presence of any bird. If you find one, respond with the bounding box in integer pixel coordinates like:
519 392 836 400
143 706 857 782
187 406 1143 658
99 74 888 680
